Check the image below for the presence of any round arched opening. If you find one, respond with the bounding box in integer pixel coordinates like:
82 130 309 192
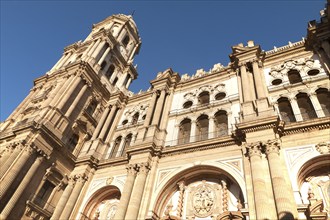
307 69 320 76
272 78 282 86
153 165 245 220
215 92 226 100
183 101 193 109
297 154 330 217
122 119 128 125
81 185 121 220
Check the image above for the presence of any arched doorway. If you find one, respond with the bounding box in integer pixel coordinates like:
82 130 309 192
80 186 121 220
297 154 330 219
153 165 245 220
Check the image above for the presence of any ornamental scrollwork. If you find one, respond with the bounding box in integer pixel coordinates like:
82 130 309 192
191 181 216 218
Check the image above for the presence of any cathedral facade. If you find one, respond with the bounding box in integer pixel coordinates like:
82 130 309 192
0 4 329 220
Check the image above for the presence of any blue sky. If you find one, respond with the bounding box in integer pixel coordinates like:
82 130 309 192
0 1 325 121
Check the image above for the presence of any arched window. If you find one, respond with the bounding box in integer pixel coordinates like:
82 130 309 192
214 110 228 137
86 100 97 116
132 112 139 125
183 101 193 109
122 35 130 48
296 93 317 120
215 92 226 101
68 134 79 152
287 70 302 84
121 134 133 156
178 119 191 144
100 61 107 70
277 97 296 122
112 136 122 157
316 88 330 116
106 64 115 79
198 92 210 105
113 77 118 85
196 114 209 141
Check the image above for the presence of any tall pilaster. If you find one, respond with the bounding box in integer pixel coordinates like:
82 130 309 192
113 164 137 220
91 106 110 140
50 177 75 220
151 89 166 126
65 83 89 118
0 152 45 219
59 174 88 220
240 64 252 102
289 97 303 121
252 61 266 99
190 120 197 143
0 145 35 199
98 104 118 140
125 162 150 220
264 139 298 219
247 142 276 220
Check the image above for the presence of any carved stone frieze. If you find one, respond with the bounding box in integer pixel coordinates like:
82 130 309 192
315 142 330 154
191 181 216 218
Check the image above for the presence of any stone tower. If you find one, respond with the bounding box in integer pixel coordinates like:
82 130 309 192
0 14 141 219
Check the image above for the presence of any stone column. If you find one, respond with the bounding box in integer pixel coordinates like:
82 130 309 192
152 90 166 126
160 91 174 130
57 76 82 111
105 107 123 143
92 41 107 60
289 97 303 121
65 83 89 118
237 71 243 103
177 181 185 217
247 142 273 220
51 53 66 71
50 177 75 220
59 174 87 220
209 116 215 139
113 164 137 220
58 52 73 69
98 104 118 140
0 154 45 219
87 39 101 57
264 139 297 219
0 145 14 176
125 163 150 220
248 71 256 101
48 75 73 108
83 40 96 58
55 52 70 70
115 138 126 157
0 145 34 199
97 46 110 66
308 92 325 117
190 120 197 143
252 61 266 99
144 91 158 127
240 65 252 102
125 77 132 89
91 106 110 140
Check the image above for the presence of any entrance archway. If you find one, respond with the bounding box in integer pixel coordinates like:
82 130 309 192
153 165 245 220
80 185 121 220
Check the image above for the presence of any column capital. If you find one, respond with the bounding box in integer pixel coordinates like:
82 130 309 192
245 142 263 158
74 173 88 183
126 164 137 175
264 139 281 155
137 162 151 175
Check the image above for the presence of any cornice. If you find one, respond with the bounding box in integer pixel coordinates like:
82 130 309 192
162 135 236 157
236 115 279 134
282 116 330 136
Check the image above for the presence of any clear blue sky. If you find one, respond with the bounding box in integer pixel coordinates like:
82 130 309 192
0 1 325 121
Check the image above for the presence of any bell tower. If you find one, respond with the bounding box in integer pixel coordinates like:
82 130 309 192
0 14 141 220
49 14 141 92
